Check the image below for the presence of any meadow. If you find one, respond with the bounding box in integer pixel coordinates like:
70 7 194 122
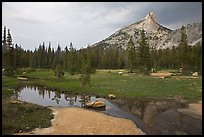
24 69 202 102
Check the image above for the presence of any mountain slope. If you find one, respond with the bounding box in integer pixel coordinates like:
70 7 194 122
92 12 202 50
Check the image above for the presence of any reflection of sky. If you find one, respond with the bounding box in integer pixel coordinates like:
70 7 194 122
17 86 142 123
17 86 106 107
17 86 202 134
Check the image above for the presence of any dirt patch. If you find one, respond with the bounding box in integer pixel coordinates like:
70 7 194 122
177 101 202 119
150 72 172 78
16 107 145 135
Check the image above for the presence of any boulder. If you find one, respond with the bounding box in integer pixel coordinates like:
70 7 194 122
11 100 23 104
85 101 95 108
192 72 198 76
118 72 123 75
85 100 106 108
92 100 106 108
108 94 116 99
17 77 28 80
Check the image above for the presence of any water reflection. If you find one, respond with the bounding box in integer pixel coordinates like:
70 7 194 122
110 97 202 135
14 85 103 108
15 84 202 135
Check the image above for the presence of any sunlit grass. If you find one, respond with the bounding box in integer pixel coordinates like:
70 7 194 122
25 69 202 102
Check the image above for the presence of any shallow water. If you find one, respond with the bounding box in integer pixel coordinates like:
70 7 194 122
14 84 202 135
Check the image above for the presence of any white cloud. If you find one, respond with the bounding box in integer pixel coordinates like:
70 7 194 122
2 2 202 51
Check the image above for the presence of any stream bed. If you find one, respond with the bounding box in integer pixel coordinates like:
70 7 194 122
13 84 202 135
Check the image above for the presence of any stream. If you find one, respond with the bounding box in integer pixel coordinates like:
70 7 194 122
13 84 202 135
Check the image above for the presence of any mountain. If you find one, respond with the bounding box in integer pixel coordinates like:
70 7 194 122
92 12 202 50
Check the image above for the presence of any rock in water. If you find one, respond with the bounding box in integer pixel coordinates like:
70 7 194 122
85 100 106 108
92 100 106 108
85 101 96 108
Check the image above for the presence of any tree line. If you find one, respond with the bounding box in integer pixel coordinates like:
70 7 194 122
2 26 202 78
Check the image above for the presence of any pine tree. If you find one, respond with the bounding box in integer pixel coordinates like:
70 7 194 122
138 29 151 74
2 26 7 68
68 42 77 75
5 29 15 76
178 26 189 74
53 44 61 68
127 36 136 73
54 63 64 80
48 42 52 68
80 52 91 86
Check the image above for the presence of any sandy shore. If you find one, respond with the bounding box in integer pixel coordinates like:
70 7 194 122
17 107 145 135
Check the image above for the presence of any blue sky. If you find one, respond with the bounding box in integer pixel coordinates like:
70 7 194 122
2 2 202 51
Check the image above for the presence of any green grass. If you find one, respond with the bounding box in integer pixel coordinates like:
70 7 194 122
2 77 21 89
2 89 15 98
2 75 54 135
25 69 202 102
2 69 202 134
2 100 53 135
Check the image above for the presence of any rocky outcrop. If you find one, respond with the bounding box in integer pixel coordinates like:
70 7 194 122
92 12 202 50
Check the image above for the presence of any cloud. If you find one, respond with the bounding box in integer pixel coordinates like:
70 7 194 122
2 2 202 51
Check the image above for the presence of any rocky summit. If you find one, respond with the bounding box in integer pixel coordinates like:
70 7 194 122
92 12 202 50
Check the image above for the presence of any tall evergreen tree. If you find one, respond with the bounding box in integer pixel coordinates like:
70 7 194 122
138 29 151 74
178 26 189 74
48 42 52 68
80 51 91 86
5 29 14 76
127 36 136 72
68 42 77 75
2 26 7 68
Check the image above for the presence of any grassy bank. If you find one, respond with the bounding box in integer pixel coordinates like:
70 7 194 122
25 69 202 102
2 77 21 89
2 77 54 135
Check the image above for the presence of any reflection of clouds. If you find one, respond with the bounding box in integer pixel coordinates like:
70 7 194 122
16 85 104 108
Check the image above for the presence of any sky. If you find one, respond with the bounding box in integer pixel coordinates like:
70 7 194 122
2 2 202 51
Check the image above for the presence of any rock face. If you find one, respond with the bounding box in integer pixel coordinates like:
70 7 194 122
92 12 202 50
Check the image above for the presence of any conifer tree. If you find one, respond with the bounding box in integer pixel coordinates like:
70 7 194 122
127 36 136 73
178 26 189 74
2 26 7 68
80 52 91 86
138 29 150 74
5 29 14 76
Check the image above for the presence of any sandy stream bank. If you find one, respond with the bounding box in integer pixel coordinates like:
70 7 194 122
15 100 202 135
16 107 145 135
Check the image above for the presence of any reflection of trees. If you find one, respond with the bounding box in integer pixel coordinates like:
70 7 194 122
113 98 149 119
64 93 76 106
38 87 45 99
48 90 51 99
137 100 149 119
79 95 91 107
13 84 39 99
51 91 61 104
